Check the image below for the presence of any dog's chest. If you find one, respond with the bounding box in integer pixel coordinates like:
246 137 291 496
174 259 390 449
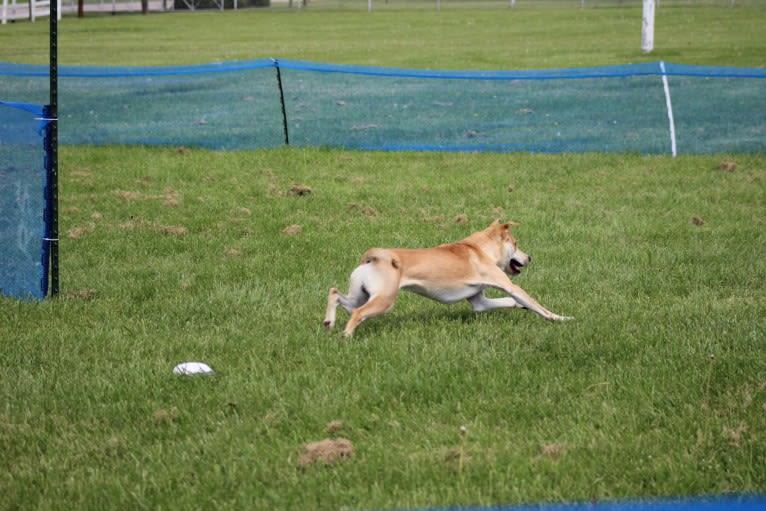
401 282 483 304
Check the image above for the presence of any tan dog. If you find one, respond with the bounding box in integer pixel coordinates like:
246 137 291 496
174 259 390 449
324 220 572 337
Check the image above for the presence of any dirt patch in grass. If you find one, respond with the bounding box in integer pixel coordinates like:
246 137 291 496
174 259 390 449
282 224 302 236
224 247 241 257
67 222 96 239
114 189 179 204
443 447 472 471
157 224 188 235
152 408 178 424
722 424 747 447
66 289 97 300
348 203 377 217
289 183 313 196
297 438 354 468
533 442 567 463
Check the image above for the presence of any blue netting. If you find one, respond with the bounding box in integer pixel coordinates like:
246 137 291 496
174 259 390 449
0 59 764 154
1 60 764 299
662 63 766 154
421 493 766 511
0 101 50 300
278 61 672 152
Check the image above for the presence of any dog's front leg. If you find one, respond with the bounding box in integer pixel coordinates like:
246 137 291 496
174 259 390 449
481 266 572 321
506 282 573 321
467 292 522 312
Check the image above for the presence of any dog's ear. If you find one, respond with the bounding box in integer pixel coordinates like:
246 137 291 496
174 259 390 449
490 219 505 235
495 220 520 232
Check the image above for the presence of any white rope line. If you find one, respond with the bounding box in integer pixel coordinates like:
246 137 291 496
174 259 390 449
660 61 677 157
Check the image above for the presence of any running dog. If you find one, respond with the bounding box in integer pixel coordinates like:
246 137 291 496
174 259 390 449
324 220 572 337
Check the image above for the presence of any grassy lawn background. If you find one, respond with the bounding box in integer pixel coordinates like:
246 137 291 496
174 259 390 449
2 147 764 509
0 3 764 68
1 4 765 510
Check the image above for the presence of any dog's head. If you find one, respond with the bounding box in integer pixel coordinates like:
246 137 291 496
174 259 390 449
490 220 530 277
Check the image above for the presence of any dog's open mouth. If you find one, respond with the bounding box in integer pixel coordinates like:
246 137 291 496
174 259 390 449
507 260 524 276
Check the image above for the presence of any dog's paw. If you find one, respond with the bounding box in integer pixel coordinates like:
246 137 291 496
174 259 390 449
323 319 335 329
549 314 574 321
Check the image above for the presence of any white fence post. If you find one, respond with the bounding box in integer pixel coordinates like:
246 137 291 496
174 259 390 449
659 61 677 157
641 0 655 53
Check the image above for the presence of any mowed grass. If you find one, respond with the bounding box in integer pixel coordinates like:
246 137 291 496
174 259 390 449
0 3 765 68
1 3 766 510
1 147 765 509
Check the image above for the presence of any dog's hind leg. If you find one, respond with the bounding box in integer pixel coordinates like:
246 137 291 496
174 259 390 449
324 285 369 329
328 249 402 337
342 292 397 338
341 252 402 337
324 264 374 329
324 288 343 329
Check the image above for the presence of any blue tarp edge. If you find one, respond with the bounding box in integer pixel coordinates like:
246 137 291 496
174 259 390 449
404 494 766 511
1 60 765 80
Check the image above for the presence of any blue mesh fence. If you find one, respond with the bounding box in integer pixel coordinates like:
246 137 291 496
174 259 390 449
1 59 765 153
0 101 51 300
278 61 677 152
662 63 766 154
1 59 765 299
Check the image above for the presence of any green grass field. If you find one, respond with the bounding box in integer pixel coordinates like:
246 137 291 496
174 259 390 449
1 4 766 511
1 3 765 68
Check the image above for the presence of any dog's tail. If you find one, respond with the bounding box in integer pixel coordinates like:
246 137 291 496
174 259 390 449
360 248 401 271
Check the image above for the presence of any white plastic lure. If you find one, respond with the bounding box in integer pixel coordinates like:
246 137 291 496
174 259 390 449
172 361 215 376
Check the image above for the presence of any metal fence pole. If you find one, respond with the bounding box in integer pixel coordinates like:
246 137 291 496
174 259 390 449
48 0 59 296
273 59 290 146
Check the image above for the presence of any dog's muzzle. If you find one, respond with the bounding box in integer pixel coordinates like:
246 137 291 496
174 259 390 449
506 254 530 276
